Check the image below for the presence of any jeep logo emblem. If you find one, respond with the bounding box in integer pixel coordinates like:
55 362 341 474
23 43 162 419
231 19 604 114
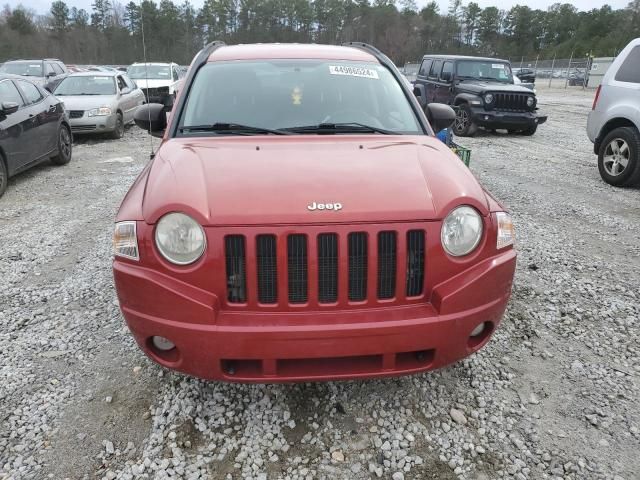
307 202 342 211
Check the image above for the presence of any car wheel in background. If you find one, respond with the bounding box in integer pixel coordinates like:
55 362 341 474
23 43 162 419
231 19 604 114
521 125 538 136
50 124 72 166
110 113 125 140
598 127 640 187
0 155 8 198
453 104 477 137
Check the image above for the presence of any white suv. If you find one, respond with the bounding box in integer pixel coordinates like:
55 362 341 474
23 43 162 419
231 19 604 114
587 38 640 187
126 62 183 108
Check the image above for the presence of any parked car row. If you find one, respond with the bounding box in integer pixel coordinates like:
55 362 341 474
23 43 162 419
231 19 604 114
0 58 181 197
0 73 71 197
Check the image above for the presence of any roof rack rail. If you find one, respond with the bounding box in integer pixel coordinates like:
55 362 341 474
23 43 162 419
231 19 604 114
342 42 391 67
168 40 226 137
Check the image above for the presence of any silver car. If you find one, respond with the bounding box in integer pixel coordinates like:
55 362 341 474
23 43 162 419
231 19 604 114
587 38 640 187
52 71 145 138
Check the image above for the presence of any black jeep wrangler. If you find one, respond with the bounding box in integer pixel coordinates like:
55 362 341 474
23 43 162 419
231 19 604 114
413 55 547 136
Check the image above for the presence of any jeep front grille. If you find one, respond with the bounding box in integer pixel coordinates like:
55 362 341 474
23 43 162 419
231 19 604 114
494 93 532 112
224 228 426 307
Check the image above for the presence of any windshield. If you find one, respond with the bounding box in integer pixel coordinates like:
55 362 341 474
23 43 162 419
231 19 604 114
54 76 116 95
0 61 43 77
127 65 171 80
180 60 421 134
457 61 512 82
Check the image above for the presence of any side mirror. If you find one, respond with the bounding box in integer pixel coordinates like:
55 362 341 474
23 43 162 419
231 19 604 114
121 87 132 95
47 72 56 78
441 71 452 82
134 103 166 138
413 84 427 107
1 102 19 116
426 103 456 134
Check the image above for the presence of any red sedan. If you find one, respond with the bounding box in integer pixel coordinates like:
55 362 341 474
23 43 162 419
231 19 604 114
112 42 516 382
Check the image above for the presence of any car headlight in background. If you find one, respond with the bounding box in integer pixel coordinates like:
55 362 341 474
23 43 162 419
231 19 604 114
527 97 535 108
113 221 139 260
441 206 483 256
496 212 515 249
155 212 206 265
88 107 112 117
484 93 494 104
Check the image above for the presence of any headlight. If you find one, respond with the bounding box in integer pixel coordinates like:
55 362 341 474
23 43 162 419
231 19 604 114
113 221 139 260
484 93 494 104
496 212 515 249
155 213 206 265
88 107 112 117
441 206 483 257
526 97 535 108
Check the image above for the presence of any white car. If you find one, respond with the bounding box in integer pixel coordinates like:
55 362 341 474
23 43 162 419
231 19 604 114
587 38 640 187
53 71 145 138
126 62 183 108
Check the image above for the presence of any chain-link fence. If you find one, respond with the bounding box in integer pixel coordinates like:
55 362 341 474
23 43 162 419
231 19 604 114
401 57 598 89
510 56 593 89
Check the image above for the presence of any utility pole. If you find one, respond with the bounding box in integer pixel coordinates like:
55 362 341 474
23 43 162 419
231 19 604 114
565 50 574 89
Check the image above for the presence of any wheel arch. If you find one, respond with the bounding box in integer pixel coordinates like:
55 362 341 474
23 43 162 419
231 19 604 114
596 118 638 154
453 93 478 106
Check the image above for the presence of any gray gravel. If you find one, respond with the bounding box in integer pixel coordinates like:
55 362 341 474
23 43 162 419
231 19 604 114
1 88 639 479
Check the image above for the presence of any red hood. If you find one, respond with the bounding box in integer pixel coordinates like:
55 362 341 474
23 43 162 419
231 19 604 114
141 136 488 226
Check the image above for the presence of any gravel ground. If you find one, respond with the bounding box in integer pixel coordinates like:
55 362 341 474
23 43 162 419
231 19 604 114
1 88 638 480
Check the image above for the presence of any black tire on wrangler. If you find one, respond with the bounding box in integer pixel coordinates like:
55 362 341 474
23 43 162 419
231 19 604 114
0 156 8 198
50 124 72 166
521 125 538 136
598 126 640 187
453 104 478 137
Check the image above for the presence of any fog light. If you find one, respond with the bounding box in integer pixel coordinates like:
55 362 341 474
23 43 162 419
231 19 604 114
484 115 489 120
470 322 487 337
152 336 175 351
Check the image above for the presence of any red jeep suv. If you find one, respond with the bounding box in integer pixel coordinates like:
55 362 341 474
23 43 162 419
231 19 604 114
112 42 517 382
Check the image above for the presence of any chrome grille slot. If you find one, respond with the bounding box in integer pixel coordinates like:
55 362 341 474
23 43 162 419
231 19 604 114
377 231 397 299
348 232 368 301
225 235 247 303
317 233 338 303
256 234 277 304
406 230 425 297
287 234 308 304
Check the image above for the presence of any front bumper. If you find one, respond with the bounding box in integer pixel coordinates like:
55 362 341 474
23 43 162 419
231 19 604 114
470 107 547 130
68 114 117 134
114 248 516 382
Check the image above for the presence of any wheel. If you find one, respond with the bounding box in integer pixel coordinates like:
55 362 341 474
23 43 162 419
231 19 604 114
453 104 478 137
50 124 72 166
598 127 640 187
521 125 538 136
110 113 124 139
0 156 8 198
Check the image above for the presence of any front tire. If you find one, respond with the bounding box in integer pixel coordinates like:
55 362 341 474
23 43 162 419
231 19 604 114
50 124 72 166
110 113 124 140
0 157 8 198
598 127 640 187
453 104 478 137
521 125 538 136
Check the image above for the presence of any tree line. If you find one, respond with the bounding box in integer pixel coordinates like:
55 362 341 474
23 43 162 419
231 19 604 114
1 0 639 66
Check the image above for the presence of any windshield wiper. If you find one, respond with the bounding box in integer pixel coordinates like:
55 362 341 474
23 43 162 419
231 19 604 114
282 122 395 135
180 122 291 135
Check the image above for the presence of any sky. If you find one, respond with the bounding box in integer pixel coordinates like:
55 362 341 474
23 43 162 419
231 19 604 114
10 0 633 16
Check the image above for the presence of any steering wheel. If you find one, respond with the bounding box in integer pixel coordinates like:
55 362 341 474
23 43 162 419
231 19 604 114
321 109 384 128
